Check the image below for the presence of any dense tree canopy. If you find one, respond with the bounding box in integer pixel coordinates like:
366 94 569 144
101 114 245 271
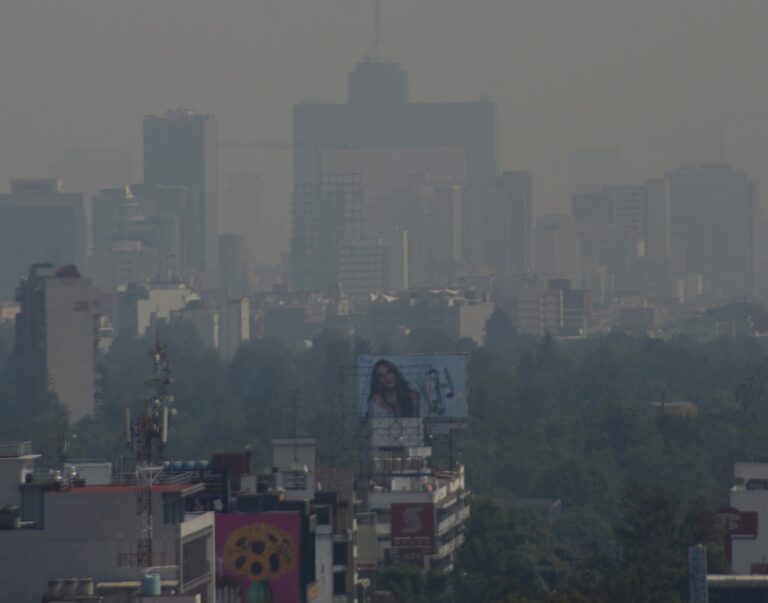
1 321 765 601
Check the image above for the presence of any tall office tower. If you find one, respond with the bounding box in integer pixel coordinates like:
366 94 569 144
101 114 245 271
671 127 726 170
90 185 186 287
143 109 219 283
375 175 463 287
292 60 497 289
129 183 196 277
15 264 96 421
668 164 757 299
534 214 582 286
642 178 671 260
218 233 250 296
486 171 533 275
756 211 768 298
337 236 392 303
572 184 672 296
91 186 163 255
569 148 630 196
598 181 672 259
293 174 364 289
0 179 86 299
223 172 265 261
572 185 646 249
47 146 133 231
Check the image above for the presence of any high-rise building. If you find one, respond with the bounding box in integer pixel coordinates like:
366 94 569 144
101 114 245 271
14 264 96 421
130 183 196 278
337 236 396 303
292 174 364 290
144 109 219 282
487 171 533 275
292 60 497 288
668 164 757 299
223 172 269 263
572 183 672 296
0 180 86 300
91 185 191 287
534 214 582 286
218 233 250 296
573 186 646 247
373 175 463 288
643 178 671 260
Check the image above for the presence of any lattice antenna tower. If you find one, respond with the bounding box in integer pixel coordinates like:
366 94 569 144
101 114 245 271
125 333 176 570
366 0 383 61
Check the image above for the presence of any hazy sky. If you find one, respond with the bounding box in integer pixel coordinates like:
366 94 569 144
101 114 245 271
2 0 768 256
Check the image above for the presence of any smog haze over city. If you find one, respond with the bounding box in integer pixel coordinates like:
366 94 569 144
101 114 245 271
4 1 768 257
4 2 768 603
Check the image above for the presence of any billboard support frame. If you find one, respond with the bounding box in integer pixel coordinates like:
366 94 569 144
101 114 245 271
329 357 468 479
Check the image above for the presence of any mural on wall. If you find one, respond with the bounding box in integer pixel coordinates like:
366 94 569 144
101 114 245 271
216 512 300 603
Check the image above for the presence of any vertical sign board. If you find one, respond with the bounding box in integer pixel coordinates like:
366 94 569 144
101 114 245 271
216 512 301 603
390 503 436 551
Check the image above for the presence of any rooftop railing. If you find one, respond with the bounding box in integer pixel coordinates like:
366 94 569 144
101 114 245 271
0 441 33 458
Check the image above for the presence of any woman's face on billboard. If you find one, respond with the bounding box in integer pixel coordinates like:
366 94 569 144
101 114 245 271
375 363 397 390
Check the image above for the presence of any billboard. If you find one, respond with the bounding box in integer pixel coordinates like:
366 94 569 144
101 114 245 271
216 512 301 603
358 355 467 418
391 503 435 550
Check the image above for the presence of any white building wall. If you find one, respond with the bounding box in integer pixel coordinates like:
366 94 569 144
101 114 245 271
315 526 334 603
219 297 249 361
0 489 214 603
44 276 96 421
136 286 192 336
730 463 768 574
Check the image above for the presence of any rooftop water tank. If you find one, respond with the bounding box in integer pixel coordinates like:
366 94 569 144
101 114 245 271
141 573 161 596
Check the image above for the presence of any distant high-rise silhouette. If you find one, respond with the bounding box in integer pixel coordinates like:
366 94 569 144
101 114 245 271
292 60 497 289
571 183 672 297
486 171 533 275
0 179 86 299
144 109 219 283
668 164 756 299
15 263 96 421
535 214 582 286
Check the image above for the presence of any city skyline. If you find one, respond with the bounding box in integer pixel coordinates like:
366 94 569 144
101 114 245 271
1 0 767 256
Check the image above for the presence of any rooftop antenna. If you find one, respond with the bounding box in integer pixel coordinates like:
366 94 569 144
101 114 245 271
125 331 176 570
366 0 383 61
289 390 307 473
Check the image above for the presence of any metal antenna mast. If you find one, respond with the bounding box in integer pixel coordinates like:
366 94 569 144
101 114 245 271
127 333 175 570
367 0 382 61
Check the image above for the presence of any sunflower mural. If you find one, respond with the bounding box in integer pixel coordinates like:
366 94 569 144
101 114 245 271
216 513 301 603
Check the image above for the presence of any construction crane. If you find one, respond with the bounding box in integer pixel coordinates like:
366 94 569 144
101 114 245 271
218 142 299 150
218 142 355 150
125 335 175 570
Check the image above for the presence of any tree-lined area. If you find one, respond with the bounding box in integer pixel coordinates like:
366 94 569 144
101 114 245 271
3 314 767 602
